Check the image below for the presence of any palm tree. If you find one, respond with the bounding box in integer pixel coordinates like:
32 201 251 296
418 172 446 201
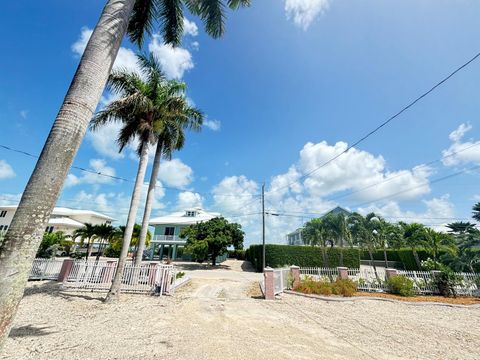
73 223 98 261
423 228 455 268
446 221 477 235
93 224 117 260
322 213 351 267
383 223 404 268
110 224 152 252
400 222 426 270
133 55 203 266
472 202 480 222
302 218 330 268
0 0 251 344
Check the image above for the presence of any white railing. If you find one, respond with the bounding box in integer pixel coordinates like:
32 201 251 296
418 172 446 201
350 268 387 292
397 270 436 294
301 267 338 282
273 268 291 294
29 258 65 280
152 235 185 244
63 261 175 296
454 272 480 296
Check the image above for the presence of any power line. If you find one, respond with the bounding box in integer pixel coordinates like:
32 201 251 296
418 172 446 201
269 50 480 195
0 143 259 198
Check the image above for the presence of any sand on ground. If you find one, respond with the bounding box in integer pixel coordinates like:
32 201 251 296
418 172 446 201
2 259 480 360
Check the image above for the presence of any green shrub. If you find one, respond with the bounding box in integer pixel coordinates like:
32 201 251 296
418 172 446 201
332 278 357 297
246 244 360 272
360 248 434 270
103 246 120 258
295 277 332 296
434 271 463 298
176 271 185 279
387 275 415 297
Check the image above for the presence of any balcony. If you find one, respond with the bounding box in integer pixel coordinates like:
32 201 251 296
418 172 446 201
151 235 186 244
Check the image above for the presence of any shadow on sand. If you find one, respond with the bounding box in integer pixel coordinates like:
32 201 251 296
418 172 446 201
9 325 57 338
23 281 104 303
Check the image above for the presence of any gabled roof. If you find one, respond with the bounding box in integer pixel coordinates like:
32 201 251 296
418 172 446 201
48 217 84 228
149 208 221 226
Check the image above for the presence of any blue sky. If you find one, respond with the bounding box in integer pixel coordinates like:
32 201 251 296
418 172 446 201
1 0 480 245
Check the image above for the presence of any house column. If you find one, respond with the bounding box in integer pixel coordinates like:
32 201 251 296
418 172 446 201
172 244 177 260
159 244 164 259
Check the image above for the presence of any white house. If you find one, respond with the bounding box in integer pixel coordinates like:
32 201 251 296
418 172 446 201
147 207 221 260
0 205 114 236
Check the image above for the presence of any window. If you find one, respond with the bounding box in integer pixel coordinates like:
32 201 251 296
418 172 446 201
0 225 7 231
0 211 7 218
164 227 175 236
186 211 196 217
45 226 54 233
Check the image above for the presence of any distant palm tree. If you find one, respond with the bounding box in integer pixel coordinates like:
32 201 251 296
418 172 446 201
93 224 117 260
302 218 331 268
446 221 477 235
133 54 203 266
472 202 480 222
322 213 351 267
400 222 426 270
0 0 251 344
73 223 98 261
423 228 455 267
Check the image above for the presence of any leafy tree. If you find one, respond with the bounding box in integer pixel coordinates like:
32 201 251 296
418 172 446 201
302 218 331 268
446 221 476 235
0 0 251 342
93 224 118 260
73 223 98 261
132 54 203 266
473 202 480 222
443 228 480 273
423 228 455 267
322 213 351 266
400 222 427 270
36 232 71 259
110 224 151 252
180 218 244 266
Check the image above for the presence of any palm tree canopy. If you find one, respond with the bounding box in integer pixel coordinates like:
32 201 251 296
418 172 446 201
128 0 251 47
472 202 480 222
73 223 97 245
446 221 477 235
90 53 203 157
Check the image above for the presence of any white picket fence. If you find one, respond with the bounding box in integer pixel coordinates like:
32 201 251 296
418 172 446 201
63 261 176 295
298 267 480 296
29 258 65 280
273 268 291 294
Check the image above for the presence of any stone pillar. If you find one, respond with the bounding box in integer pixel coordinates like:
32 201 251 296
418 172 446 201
263 267 275 300
337 267 348 280
57 259 74 282
385 268 398 279
290 265 301 289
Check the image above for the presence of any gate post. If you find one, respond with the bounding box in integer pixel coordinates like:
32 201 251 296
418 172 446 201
290 265 300 289
385 268 398 279
58 259 74 282
337 267 348 280
263 267 275 300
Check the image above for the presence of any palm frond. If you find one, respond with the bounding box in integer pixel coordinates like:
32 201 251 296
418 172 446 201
227 0 251 9
127 0 159 47
159 0 184 46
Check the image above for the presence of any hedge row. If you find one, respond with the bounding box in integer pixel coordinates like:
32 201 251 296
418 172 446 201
360 249 433 271
246 245 360 272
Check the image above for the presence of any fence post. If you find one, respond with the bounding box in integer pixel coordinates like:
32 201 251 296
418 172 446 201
290 265 300 289
101 260 117 283
264 267 275 300
58 259 74 282
430 270 441 295
385 268 398 279
337 267 348 280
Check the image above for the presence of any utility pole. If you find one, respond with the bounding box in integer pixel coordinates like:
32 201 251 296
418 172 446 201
262 182 266 271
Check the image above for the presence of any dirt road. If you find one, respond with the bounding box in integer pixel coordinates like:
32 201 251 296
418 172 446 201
2 260 480 359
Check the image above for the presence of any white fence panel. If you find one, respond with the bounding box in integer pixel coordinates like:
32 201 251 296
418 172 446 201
29 258 64 280
273 268 290 294
301 267 338 282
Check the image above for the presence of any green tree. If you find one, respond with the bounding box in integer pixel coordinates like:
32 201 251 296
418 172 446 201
446 221 477 235
472 202 480 222
400 222 427 270
134 54 203 266
73 223 98 261
423 228 456 267
322 213 351 266
93 224 118 260
302 218 331 268
181 217 244 266
383 223 404 267
110 224 151 252
0 0 251 344
36 232 71 259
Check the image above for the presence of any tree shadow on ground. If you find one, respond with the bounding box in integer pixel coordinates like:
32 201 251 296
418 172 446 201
175 262 232 271
23 281 104 303
9 325 57 338
241 261 256 273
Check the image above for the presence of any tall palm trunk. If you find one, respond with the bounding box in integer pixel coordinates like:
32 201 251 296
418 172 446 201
0 0 135 346
412 248 422 270
368 249 380 281
135 142 163 266
383 248 389 269
106 144 149 302
339 237 344 267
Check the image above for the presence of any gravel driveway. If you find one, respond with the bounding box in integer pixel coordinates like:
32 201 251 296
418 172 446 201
2 260 479 359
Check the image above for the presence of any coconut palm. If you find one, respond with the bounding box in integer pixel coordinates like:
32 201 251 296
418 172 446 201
446 221 477 235
302 218 331 268
400 222 427 270
423 228 455 268
472 202 480 222
93 224 118 260
133 55 203 266
0 0 251 344
322 213 351 267
73 223 98 261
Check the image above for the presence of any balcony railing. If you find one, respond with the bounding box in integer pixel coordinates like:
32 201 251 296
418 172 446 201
152 235 186 244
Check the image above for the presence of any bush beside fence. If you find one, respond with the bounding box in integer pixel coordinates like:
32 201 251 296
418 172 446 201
246 245 360 272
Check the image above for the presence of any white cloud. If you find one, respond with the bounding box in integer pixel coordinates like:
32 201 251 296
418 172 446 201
0 160 15 180
71 27 93 56
87 122 125 160
158 158 194 188
442 123 480 166
285 0 330 30
177 191 203 209
0 193 21 205
64 159 116 187
19 110 28 119
149 35 194 79
183 18 198 37
204 119 221 131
